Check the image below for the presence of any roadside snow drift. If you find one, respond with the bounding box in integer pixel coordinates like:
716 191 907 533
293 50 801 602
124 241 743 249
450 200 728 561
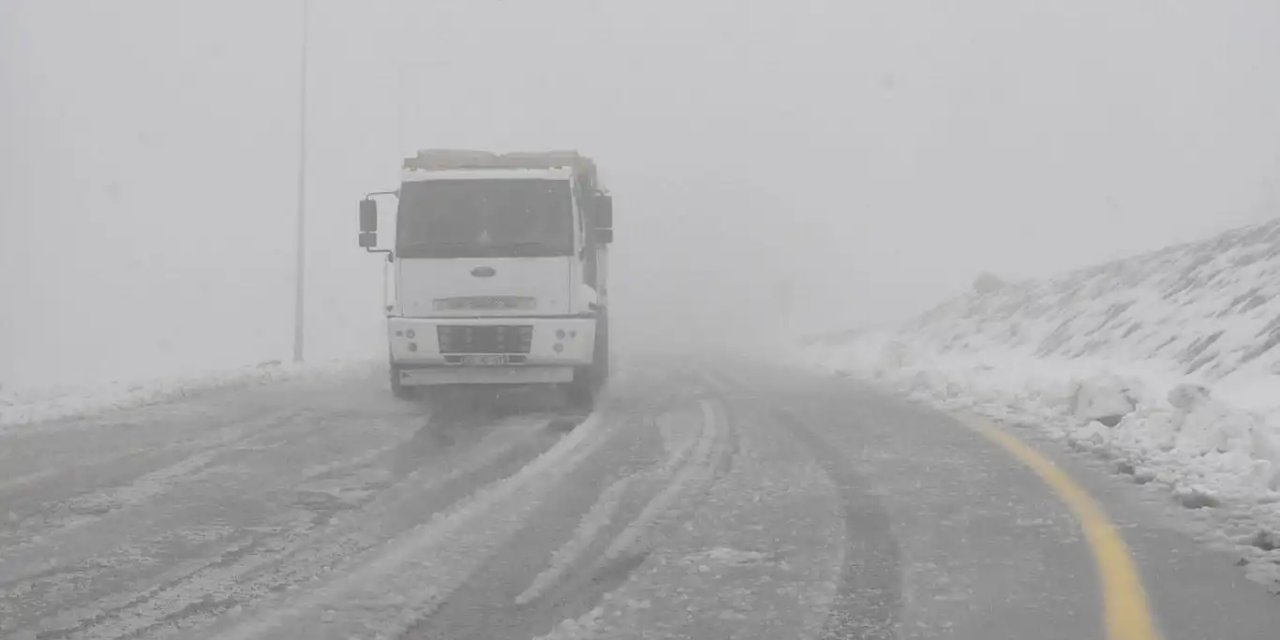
806 219 1280 577
0 360 379 429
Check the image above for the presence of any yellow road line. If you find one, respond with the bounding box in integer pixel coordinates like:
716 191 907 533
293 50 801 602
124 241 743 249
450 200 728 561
966 416 1162 640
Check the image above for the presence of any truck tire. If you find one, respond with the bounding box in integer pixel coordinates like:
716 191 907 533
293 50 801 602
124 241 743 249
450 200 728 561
565 376 595 410
593 313 610 386
593 312 609 381
390 365 414 400
564 314 609 410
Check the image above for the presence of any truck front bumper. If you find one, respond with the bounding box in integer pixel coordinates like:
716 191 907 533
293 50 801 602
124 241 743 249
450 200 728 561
398 365 573 386
387 316 597 386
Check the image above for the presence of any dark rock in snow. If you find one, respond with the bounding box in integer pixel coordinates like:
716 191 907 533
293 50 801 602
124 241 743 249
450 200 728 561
1249 529 1280 552
1168 384 1212 410
1069 377 1136 424
1097 414 1125 428
1174 486 1221 509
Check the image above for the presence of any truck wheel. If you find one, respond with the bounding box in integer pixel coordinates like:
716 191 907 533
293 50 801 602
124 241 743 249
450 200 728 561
564 375 595 410
390 365 414 400
564 316 609 411
593 315 610 386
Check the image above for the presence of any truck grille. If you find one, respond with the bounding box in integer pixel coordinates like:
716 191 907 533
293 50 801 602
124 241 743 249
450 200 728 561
437 325 533 354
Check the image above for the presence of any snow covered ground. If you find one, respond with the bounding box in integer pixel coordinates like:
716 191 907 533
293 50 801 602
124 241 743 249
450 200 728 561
0 359 379 430
803 219 1280 577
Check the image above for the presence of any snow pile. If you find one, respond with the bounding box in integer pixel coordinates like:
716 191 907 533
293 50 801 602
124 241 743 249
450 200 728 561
0 359 379 428
807 219 1280 531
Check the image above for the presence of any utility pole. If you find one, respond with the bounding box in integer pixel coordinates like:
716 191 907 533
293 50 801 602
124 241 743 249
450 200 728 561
293 0 310 363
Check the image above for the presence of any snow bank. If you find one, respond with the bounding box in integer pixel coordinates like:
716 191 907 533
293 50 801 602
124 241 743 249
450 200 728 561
813 330 1280 505
0 359 379 429
805 220 1280 571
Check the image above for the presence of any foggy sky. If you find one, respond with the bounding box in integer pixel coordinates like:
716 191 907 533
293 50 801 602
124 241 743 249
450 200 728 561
3 0 1279 389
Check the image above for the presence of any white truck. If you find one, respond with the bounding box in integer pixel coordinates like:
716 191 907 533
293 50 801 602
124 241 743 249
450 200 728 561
358 150 613 406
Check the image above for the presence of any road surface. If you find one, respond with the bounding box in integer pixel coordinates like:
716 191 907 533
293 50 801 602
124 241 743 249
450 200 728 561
1 356 1277 639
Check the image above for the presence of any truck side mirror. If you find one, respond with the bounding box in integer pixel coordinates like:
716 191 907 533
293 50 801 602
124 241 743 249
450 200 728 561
359 199 378 232
595 228 614 244
359 232 378 248
594 195 613 229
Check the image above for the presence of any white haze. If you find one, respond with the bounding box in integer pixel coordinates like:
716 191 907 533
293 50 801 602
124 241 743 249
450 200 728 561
2 0 1279 389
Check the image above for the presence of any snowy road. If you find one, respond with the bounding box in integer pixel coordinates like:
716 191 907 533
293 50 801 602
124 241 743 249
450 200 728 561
2 358 1278 639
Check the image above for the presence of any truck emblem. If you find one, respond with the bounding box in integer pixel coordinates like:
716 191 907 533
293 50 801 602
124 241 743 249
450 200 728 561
471 266 497 278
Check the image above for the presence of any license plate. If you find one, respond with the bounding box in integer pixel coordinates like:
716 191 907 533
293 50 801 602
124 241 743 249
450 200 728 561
461 354 509 366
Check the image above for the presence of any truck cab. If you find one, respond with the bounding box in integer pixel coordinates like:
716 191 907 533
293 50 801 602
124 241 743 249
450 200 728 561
358 150 613 405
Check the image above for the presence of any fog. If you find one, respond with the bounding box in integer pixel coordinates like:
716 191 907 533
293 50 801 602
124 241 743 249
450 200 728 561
3 0 1279 390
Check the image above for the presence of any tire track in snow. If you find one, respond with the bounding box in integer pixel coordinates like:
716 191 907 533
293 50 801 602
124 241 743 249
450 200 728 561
401 375 707 640
707 368 903 640
202 411 615 640
772 407 902 640
502 398 735 640
0 408 310 502
514 474 634 606
597 400 724 566
0 410 318 574
510 386 728 607
10 416 551 640
529 376 852 640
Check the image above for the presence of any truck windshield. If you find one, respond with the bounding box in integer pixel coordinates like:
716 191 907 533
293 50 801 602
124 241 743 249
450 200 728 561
396 179 574 258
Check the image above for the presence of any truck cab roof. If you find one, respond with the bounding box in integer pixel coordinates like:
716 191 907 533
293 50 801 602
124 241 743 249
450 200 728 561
403 150 602 192
401 166 575 182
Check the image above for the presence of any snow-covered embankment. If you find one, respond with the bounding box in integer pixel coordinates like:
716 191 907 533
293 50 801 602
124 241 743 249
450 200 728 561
806 220 1280 582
